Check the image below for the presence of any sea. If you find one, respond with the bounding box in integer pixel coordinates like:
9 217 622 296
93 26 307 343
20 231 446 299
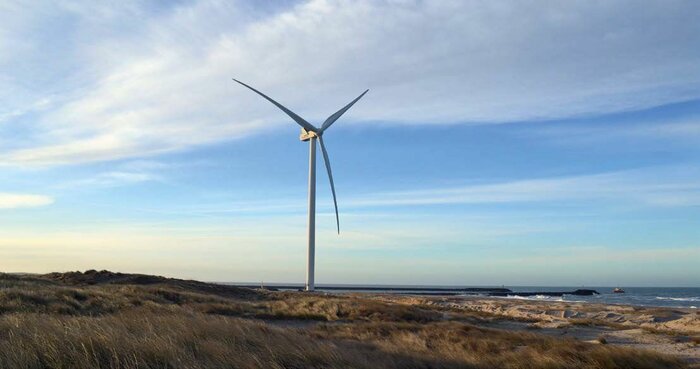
503 286 699 309
230 283 700 309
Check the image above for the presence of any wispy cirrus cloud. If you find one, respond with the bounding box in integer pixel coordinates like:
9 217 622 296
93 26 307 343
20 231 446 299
351 166 700 208
1 0 700 165
0 193 53 209
528 117 700 147
142 166 700 217
57 171 161 189
53 160 171 189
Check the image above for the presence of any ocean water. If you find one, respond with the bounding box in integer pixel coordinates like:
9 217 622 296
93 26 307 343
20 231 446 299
501 286 700 309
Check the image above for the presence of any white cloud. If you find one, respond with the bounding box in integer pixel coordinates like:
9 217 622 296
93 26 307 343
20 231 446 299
529 118 700 147
60 171 161 189
54 160 169 189
133 166 700 217
1 0 700 165
0 193 54 209
349 166 700 208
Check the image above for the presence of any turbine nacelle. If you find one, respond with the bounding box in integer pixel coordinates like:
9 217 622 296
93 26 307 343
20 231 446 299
300 128 318 142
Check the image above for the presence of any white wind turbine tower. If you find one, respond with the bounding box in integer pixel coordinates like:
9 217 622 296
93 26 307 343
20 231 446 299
233 79 368 291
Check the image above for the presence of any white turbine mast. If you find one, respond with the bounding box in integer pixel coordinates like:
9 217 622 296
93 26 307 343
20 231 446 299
233 79 368 291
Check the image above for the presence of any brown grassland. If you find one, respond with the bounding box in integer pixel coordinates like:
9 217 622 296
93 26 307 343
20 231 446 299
0 271 690 369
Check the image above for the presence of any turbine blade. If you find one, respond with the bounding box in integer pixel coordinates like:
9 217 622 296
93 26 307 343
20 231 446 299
321 89 369 132
233 79 318 132
318 135 340 234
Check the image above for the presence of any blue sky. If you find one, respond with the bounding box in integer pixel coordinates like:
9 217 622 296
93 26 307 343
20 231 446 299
1 0 699 286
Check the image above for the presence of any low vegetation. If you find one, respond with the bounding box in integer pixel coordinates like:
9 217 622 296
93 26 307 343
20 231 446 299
0 271 689 369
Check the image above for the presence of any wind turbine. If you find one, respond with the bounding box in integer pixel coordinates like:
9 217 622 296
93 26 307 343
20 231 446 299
233 79 368 291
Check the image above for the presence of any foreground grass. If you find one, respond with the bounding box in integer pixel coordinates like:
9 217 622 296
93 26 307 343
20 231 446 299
314 322 687 369
0 271 689 369
0 311 394 369
0 310 686 369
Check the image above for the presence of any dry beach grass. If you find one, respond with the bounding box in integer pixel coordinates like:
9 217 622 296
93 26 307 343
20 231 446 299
0 271 692 369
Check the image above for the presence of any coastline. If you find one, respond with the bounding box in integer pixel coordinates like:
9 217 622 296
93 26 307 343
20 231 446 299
1 271 697 368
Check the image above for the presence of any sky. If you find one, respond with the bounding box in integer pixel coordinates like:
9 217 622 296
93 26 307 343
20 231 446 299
1 0 699 286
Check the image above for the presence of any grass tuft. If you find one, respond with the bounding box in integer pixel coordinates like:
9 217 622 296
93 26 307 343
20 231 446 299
0 272 689 369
